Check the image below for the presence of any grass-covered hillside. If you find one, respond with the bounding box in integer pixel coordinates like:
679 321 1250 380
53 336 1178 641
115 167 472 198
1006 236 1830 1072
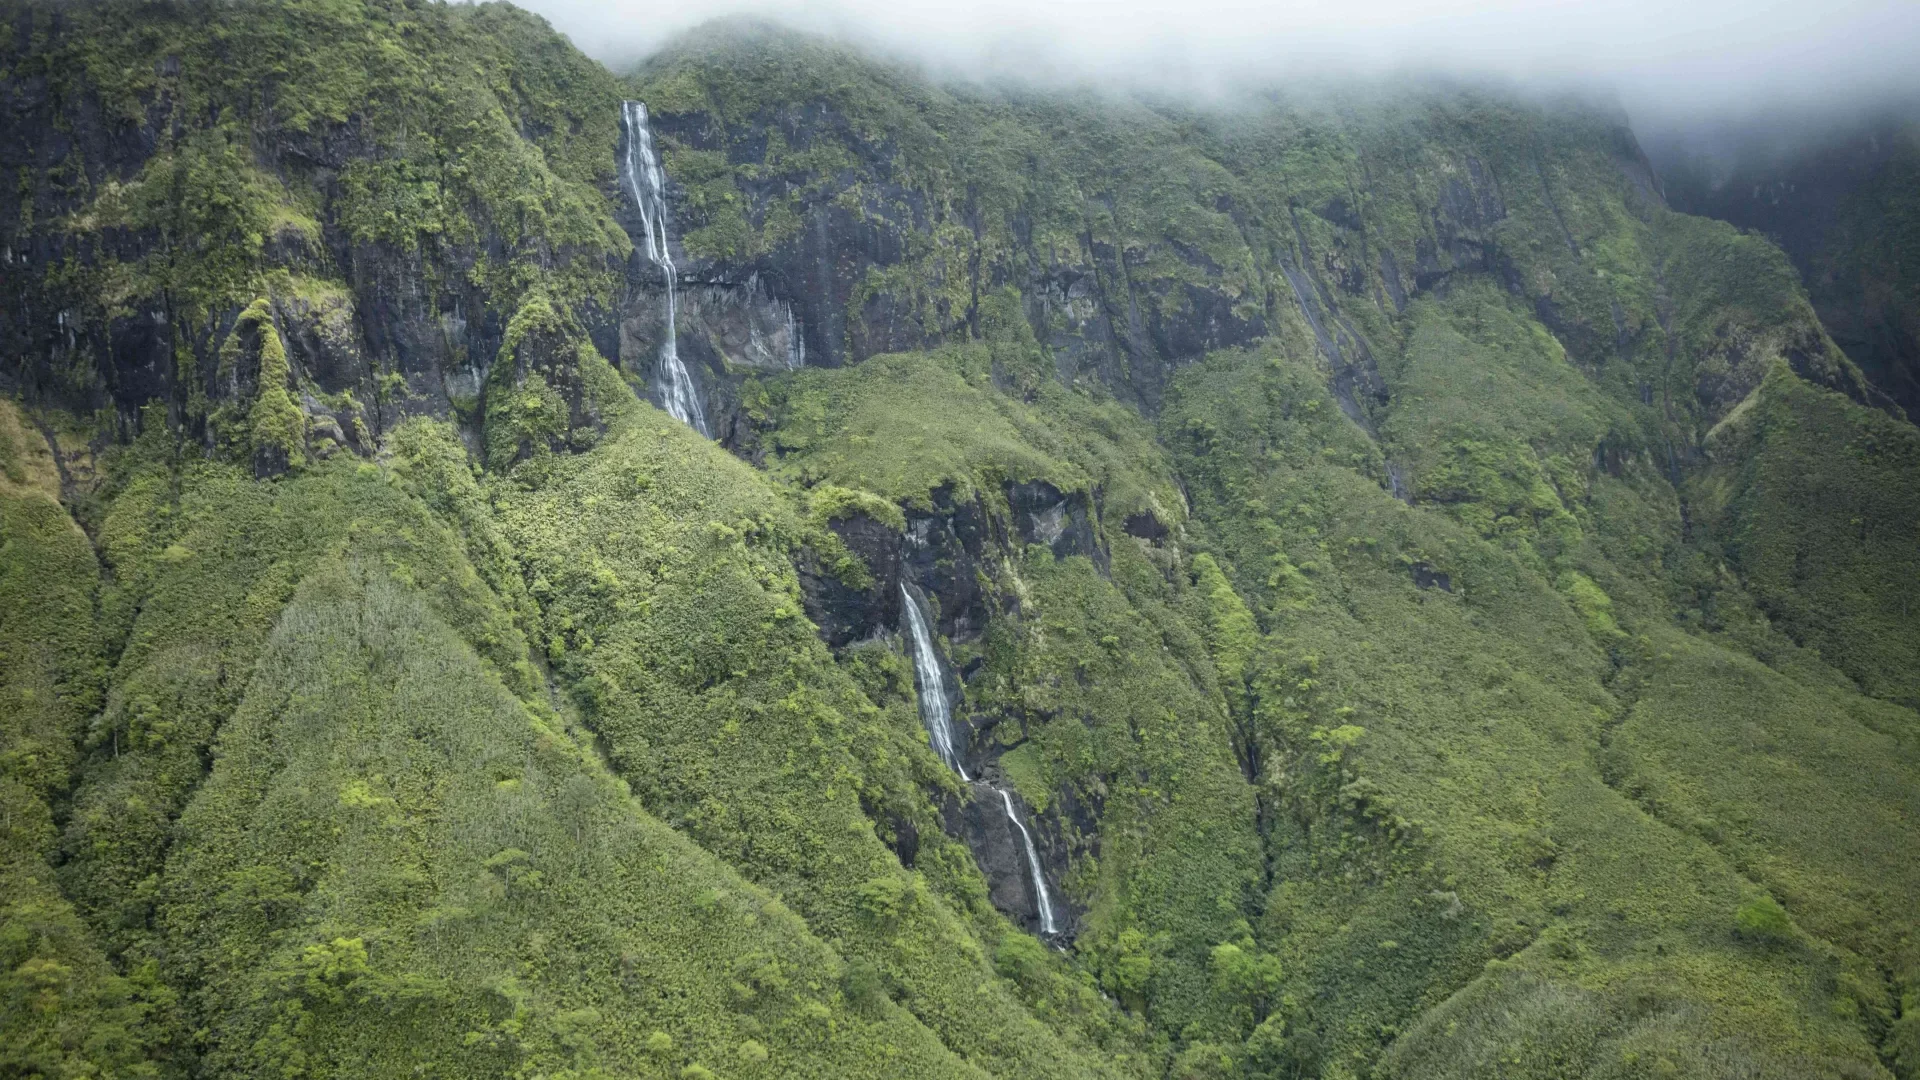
1 5 1916 1080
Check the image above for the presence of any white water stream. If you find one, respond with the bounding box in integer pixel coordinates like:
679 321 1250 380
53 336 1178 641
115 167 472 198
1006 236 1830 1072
900 585 1059 934
998 788 1060 935
900 584 968 778
620 100 710 438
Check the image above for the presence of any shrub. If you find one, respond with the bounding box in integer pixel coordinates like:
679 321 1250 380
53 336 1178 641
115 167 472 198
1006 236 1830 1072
1733 894 1794 944
994 932 1051 991
840 958 889 1015
854 876 908 919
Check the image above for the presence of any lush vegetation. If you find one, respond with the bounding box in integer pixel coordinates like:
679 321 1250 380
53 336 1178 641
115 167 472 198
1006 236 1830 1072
2 6 1917 1080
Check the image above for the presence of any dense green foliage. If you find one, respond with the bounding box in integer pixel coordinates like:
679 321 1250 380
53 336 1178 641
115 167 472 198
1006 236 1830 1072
1159 340 1916 1079
10 400 1039 1079
1 6 1917 1080
482 352 1143 1080
745 343 1182 524
4 0 628 444
745 344 1264 1040
1694 364 1920 705
0 401 158 1078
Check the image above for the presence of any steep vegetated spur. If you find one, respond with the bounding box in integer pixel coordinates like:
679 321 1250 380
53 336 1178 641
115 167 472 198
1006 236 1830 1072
1 3 1917 1079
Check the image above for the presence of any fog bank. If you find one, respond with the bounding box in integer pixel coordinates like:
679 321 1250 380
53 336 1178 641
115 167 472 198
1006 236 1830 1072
515 0 1920 126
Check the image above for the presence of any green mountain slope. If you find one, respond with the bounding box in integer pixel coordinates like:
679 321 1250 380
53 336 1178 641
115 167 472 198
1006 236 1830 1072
1651 111 1920 420
0 400 156 1078
157 554 983 1079
1 5 1916 1080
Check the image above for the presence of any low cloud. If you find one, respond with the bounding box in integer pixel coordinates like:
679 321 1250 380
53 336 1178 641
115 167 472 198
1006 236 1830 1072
515 0 1920 126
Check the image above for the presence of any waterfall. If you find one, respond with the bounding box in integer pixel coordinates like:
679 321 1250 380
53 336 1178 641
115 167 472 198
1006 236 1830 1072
900 584 1062 935
785 306 805 370
999 788 1059 935
900 585 968 779
619 100 710 438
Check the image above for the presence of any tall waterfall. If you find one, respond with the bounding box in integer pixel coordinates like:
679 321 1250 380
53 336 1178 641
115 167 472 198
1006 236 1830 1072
619 100 710 438
900 584 1061 935
900 584 968 779
999 789 1059 934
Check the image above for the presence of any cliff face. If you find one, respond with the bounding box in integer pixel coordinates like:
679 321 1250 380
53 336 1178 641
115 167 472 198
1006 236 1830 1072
1 8 1890 463
3 7 1919 1080
1649 108 1920 420
631 24 1889 437
0 0 632 469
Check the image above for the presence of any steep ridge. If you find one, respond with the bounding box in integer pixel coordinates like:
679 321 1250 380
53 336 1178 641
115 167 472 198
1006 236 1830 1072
627 20 1885 438
1649 110 1920 420
483 352 1136 1080
0 400 1005 1078
0 0 633 460
0 5 1916 1080
155 555 983 1079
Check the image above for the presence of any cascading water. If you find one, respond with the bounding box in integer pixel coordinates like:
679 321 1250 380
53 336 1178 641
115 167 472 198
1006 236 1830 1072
619 100 710 438
900 584 1061 935
900 584 968 778
999 789 1059 935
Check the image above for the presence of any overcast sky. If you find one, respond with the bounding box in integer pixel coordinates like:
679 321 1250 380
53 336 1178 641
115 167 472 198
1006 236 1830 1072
515 0 1920 127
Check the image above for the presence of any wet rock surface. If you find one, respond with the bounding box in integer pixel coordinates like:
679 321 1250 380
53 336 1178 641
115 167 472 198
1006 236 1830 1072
796 510 904 647
1008 479 1103 565
944 783 1068 936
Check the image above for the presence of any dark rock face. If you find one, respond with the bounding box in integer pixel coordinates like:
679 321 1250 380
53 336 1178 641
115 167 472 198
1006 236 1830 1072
649 106 917 375
798 479 1107 652
1007 480 1102 564
1431 155 1509 273
902 486 996 644
0 6 643 467
3 104 560 450
893 478 1108 647
1409 561 1452 592
1378 248 1410 313
1278 254 1390 433
891 543 1077 932
675 277 808 375
855 478 1110 934
1123 512 1169 542
645 106 1269 415
796 511 904 647
944 783 1069 935
611 191 809 439
887 812 920 869
1685 317 1885 423
343 241 510 433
